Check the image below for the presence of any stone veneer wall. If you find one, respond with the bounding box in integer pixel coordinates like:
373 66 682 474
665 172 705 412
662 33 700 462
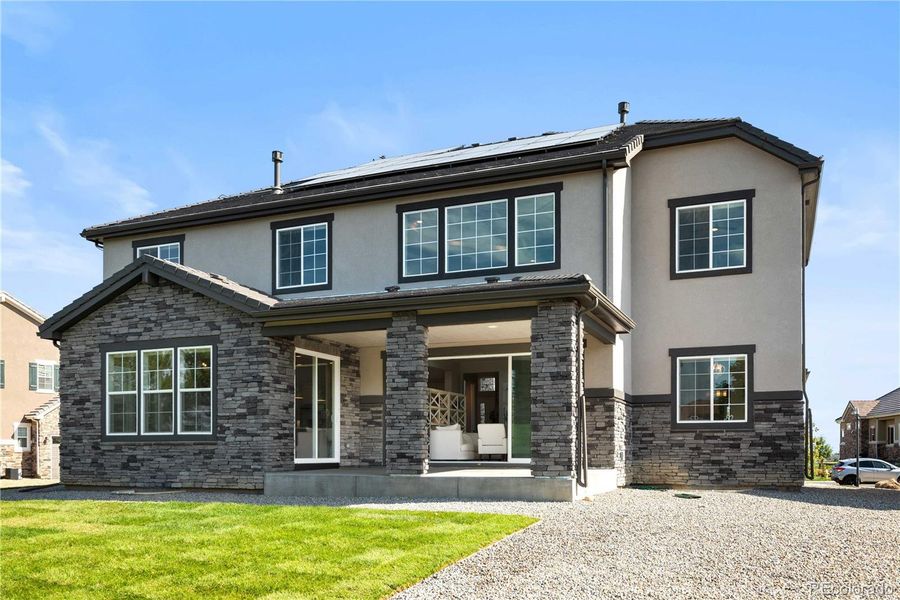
0 443 33 478
586 393 631 486
383 313 429 474
59 280 295 490
530 301 579 478
630 398 805 487
358 399 384 466
838 418 870 461
32 408 60 479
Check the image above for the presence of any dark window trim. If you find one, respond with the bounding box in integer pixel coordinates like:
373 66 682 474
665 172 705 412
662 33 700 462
395 182 563 283
668 189 754 280
669 344 756 431
270 213 334 294
99 335 219 442
132 235 185 264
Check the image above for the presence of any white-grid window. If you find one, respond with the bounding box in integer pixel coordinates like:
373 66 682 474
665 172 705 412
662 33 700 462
276 223 328 289
107 351 138 435
136 242 181 263
36 362 57 392
677 355 747 423
402 209 439 277
141 349 174 435
515 193 555 266
178 346 213 434
676 200 746 273
446 199 507 273
14 423 29 451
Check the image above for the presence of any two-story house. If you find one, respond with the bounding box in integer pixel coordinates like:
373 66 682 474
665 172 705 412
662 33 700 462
39 111 823 500
1 292 61 479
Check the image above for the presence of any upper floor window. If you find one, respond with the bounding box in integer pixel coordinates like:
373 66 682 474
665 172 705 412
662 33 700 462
398 183 562 282
103 338 216 440
271 214 333 293
669 190 753 280
28 360 59 393
132 235 185 265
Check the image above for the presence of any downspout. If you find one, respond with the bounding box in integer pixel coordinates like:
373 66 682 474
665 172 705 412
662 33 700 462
601 159 609 295
575 297 599 488
801 170 820 480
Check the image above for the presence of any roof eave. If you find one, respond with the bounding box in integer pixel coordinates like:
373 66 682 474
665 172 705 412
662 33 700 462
81 147 631 242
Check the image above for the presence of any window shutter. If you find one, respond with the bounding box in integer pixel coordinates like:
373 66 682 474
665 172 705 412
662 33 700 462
28 362 37 391
0 360 5 389
54 364 60 392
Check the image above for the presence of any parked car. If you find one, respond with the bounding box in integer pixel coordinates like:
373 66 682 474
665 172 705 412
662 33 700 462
831 458 900 485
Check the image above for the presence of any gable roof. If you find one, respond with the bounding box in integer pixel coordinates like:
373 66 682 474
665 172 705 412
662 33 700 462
0 291 46 325
80 118 821 242
867 387 900 419
840 400 880 421
38 255 278 340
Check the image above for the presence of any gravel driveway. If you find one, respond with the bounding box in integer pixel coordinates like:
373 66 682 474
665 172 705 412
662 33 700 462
3 484 898 599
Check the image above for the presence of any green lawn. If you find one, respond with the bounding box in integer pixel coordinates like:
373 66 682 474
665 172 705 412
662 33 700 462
1 500 535 600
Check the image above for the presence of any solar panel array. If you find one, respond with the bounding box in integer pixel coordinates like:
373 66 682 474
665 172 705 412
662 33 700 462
284 123 621 189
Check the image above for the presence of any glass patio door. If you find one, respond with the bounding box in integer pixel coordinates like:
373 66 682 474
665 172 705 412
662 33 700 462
295 350 340 463
509 355 531 461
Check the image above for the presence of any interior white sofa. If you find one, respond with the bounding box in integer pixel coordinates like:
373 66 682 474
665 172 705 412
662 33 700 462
477 423 508 456
429 424 477 460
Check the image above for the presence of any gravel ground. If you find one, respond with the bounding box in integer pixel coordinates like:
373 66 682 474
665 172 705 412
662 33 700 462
3 484 898 599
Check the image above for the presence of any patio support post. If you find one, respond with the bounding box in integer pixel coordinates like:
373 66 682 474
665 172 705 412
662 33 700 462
530 300 580 478
384 312 430 475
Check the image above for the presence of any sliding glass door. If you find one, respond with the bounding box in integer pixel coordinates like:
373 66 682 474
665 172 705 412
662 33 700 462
509 355 531 461
295 349 340 463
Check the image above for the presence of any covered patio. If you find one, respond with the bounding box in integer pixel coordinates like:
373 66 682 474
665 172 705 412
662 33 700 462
259 274 634 501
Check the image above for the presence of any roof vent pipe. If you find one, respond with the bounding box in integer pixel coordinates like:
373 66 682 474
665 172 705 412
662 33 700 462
618 101 630 124
272 150 284 194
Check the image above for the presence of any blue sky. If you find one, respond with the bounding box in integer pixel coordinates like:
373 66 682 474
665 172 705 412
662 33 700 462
2 2 897 449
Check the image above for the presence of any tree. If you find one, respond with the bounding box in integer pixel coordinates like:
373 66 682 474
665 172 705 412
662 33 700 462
813 425 834 478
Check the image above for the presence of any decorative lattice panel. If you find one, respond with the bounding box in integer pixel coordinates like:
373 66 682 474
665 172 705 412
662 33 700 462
428 388 466 426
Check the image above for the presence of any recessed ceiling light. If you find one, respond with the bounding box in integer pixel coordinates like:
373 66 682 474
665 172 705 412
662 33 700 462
487 325 498 329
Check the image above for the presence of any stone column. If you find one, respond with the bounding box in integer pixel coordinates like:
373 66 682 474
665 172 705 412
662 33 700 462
530 301 579 478
384 312 429 474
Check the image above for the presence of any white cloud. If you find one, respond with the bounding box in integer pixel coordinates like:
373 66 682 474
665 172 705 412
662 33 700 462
813 136 899 255
36 115 155 215
308 97 418 159
1 160 31 198
1 3 64 54
1 227 97 279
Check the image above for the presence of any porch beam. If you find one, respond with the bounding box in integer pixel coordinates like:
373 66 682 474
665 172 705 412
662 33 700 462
261 318 391 337
417 307 536 327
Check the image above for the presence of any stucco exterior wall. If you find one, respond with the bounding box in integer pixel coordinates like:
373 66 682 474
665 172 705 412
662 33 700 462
629 138 804 395
102 172 606 298
0 302 59 444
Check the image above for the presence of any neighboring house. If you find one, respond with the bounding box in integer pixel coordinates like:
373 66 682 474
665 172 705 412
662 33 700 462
38 111 823 496
0 292 61 479
836 388 900 463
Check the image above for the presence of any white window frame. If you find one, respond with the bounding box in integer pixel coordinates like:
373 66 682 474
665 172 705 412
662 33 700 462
513 192 556 267
676 354 749 424
106 351 139 436
275 222 329 290
402 208 440 278
177 345 214 435
444 198 508 274
293 347 341 464
675 199 747 274
135 242 181 263
140 348 175 436
35 360 57 393
13 422 30 452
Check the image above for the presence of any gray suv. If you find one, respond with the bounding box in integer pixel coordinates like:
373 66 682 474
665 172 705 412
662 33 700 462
831 458 900 485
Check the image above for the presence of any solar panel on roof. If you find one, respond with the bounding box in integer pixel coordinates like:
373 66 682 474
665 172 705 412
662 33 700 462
284 123 621 189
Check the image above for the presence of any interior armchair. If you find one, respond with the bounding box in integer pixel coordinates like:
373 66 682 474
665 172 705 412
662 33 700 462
477 423 508 457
